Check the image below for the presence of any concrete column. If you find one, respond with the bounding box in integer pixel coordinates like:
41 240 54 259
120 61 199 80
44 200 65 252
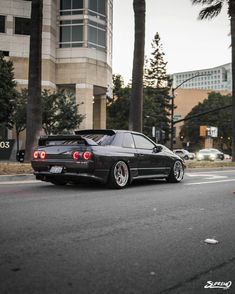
93 94 106 129
76 83 94 129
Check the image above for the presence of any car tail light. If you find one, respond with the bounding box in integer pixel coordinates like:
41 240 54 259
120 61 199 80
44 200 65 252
40 151 46 160
72 151 80 161
82 151 92 160
33 151 39 159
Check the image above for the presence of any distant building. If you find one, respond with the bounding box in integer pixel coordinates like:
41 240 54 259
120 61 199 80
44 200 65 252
172 63 231 92
0 0 113 132
172 88 231 150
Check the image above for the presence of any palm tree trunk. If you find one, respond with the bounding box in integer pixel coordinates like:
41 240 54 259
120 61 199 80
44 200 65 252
129 0 146 132
231 13 235 161
24 0 43 162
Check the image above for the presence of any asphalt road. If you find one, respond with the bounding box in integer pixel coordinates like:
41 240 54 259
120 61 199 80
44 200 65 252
0 169 235 294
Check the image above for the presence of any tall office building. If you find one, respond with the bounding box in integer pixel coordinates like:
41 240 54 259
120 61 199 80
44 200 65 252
172 63 231 92
0 0 113 129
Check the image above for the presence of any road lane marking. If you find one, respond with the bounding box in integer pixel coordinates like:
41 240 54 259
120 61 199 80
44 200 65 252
186 174 227 180
185 179 235 185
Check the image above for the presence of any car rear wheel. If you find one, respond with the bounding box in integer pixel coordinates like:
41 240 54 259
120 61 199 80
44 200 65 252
166 160 184 183
108 161 129 189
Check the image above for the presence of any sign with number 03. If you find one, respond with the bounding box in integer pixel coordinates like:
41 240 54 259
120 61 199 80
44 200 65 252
0 140 15 160
0 141 10 149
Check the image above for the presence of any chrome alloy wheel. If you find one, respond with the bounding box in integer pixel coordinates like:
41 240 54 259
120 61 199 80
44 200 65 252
173 160 184 181
113 161 129 187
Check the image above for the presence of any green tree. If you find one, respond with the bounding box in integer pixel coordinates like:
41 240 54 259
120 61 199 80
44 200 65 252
191 0 235 159
145 32 169 88
25 0 43 162
180 92 232 152
106 75 130 130
143 33 172 141
0 55 17 128
42 90 85 135
129 0 146 132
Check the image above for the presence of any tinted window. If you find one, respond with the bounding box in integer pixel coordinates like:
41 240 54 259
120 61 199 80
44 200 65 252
15 17 31 35
133 134 155 149
122 133 135 148
81 133 114 146
0 15 5 33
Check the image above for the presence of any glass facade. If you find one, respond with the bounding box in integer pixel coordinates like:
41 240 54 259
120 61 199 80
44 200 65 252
88 0 106 18
59 19 84 48
59 0 108 51
60 0 84 15
88 20 106 51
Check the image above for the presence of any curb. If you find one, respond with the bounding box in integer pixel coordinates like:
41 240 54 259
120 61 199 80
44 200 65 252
0 174 35 182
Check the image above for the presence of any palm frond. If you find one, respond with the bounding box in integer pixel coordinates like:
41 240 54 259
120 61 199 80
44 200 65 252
198 2 223 19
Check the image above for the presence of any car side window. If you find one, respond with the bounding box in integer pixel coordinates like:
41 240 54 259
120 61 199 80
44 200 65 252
133 134 155 149
122 133 135 148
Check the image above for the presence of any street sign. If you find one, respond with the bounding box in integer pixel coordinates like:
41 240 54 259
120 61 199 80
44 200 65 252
207 126 218 138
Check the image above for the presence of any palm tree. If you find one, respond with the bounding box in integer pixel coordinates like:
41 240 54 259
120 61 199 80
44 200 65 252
191 0 235 160
24 0 43 162
129 0 146 132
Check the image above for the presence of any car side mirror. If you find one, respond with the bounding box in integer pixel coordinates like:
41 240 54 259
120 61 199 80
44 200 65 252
153 146 162 153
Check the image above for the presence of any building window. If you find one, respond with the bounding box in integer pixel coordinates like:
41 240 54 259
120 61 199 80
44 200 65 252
88 0 106 20
15 17 31 35
60 0 84 15
88 20 106 51
59 20 84 48
0 51 9 56
0 15 5 33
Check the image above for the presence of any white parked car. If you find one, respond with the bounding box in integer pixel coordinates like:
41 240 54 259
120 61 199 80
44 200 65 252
173 149 195 160
196 149 224 161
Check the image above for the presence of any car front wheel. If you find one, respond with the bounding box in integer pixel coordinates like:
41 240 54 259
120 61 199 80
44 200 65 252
108 161 129 189
166 160 184 183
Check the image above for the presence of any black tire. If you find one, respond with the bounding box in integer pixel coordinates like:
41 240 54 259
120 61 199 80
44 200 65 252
108 161 129 189
184 155 189 160
166 160 184 183
50 179 67 186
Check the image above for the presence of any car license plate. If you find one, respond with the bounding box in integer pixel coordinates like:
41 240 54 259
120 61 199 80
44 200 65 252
50 166 63 173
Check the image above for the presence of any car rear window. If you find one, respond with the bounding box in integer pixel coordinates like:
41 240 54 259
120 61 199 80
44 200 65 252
80 134 115 146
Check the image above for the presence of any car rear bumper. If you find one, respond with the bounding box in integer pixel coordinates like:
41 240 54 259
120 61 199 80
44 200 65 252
34 169 110 184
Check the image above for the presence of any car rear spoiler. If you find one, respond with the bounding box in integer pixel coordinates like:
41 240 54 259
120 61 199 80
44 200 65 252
38 135 98 147
75 129 116 136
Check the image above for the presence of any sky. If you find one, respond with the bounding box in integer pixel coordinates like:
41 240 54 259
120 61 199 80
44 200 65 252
113 0 231 84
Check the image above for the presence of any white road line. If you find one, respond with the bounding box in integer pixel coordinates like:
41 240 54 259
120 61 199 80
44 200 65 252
186 169 235 174
186 174 227 180
185 179 235 185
